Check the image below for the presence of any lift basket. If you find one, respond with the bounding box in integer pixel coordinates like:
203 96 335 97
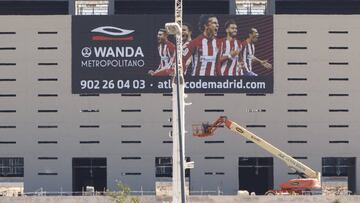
192 123 212 137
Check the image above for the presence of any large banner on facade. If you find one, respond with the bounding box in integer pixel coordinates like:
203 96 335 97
72 15 273 93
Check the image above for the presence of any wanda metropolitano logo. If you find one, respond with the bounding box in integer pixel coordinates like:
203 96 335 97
80 25 145 68
90 26 135 41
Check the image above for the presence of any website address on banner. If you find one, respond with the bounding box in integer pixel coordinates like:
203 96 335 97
185 79 266 90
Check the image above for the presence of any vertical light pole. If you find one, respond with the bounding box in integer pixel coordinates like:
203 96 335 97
165 0 186 202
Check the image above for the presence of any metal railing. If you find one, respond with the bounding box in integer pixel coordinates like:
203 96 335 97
14 186 223 197
75 0 109 15
236 1 267 15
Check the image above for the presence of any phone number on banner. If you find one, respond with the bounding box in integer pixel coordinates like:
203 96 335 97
80 80 146 90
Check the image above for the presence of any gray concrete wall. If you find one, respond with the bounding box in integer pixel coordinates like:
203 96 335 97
0 15 360 195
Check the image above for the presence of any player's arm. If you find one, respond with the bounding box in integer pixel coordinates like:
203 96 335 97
148 58 163 75
215 40 224 76
252 56 272 69
218 40 229 63
241 46 250 72
236 41 244 75
181 43 189 73
148 63 162 76
168 44 176 69
148 62 160 75
182 40 195 74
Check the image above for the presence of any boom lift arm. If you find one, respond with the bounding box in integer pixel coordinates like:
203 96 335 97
194 116 321 193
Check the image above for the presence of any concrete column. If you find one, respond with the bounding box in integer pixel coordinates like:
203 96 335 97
108 0 115 15
229 0 237 15
266 0 275 15
68 0 75 15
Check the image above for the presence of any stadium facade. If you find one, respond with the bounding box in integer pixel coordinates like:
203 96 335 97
1 0 360 196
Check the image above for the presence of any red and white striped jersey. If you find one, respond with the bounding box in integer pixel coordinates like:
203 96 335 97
242 41 255 72
218 38 242 76
158 40 176 70
183 34 220 76
182 41 192 75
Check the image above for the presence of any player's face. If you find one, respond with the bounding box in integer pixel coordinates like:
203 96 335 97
206 17 219 37
226 24 237 38
182 25 191 42
157 31 167 43
251 30 259 43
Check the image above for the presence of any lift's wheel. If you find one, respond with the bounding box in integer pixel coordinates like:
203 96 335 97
265 191 276 195
303 189 313 195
